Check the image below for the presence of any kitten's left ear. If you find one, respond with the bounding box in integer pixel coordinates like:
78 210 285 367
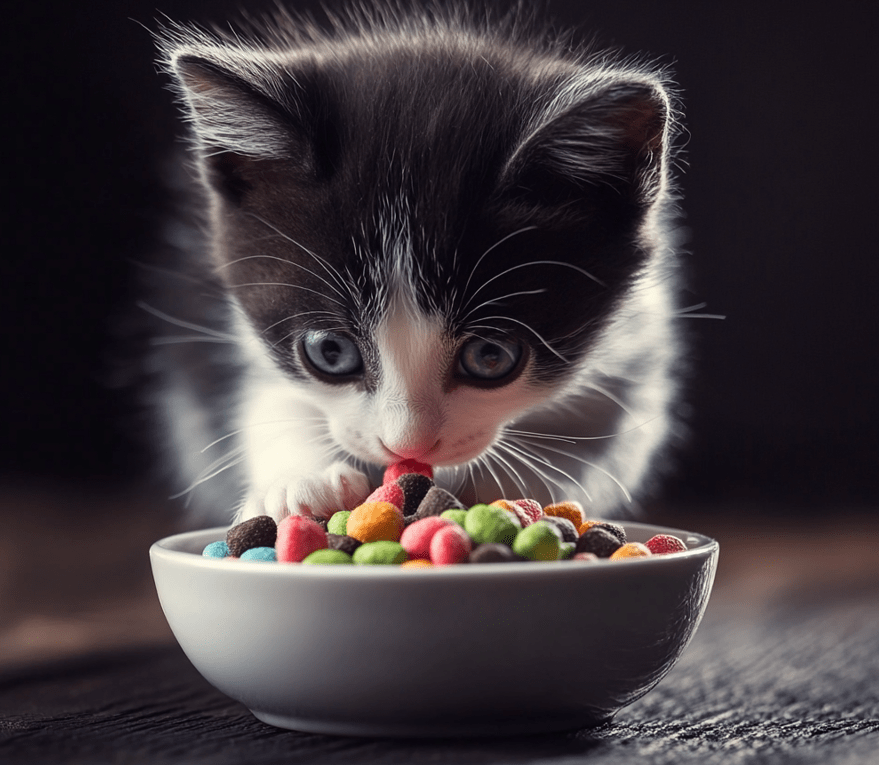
502 78 673 207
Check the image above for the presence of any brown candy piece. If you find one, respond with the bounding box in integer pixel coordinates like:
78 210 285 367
326 533 362 555
594 521 626 545
395 473 435 516
574 527 622 558
469 543 525 563
413 486 465 520
226 516 278 557
540 515 579 543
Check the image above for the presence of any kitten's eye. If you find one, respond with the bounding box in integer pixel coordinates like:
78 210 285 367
458 337 522 381
302 331 363 376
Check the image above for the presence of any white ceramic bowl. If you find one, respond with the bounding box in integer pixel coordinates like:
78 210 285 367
150 521 718 737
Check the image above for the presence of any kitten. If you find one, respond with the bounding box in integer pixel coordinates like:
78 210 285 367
147 3 685 525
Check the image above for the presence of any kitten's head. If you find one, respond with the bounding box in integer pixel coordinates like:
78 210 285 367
161 6 678 474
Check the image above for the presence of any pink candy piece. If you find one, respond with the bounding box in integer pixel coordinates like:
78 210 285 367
400 516 453 561
383 459 434 484
430 524 472 565
364 482 405 510
276 516 328 563
572 552 599 563
511 499 543 527
645 534 688 555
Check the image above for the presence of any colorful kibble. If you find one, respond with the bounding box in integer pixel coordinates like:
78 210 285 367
609 542 652 560
240 546 277 562
346 501 404 543
594 522 627 546
352 540 409 565
413 486 466 520
400 559 433 569
464 504 519 546
326 510 351 536
383 459 433 484
429 523 472 565
326 532 362 555
510 498 543 527
302 548 354 565
203 460 692 569
364 482 405 511
395 473 435 516
540 515 579 543
469 543 523 563
512 521 562 561
400 516 454 561
440 508 468 527
645 534 688 555
574 527 622 558
226 515 277 557
276 515 328 563
543 501 585 529
202 540 230 558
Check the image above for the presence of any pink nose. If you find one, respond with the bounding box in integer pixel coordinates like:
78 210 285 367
382 439 441 462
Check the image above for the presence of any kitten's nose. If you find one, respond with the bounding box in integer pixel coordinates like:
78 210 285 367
381 439 441 462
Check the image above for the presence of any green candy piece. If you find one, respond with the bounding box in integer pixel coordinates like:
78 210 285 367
327 510 351 536
302 548 354 565
440 508 468 527
352 541 408 565
559 541 576 560
464 504 519 546
513 521 562 561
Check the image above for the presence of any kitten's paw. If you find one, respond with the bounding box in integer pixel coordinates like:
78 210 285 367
240 463 371 522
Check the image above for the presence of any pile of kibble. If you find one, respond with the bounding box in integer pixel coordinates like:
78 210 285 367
202 460 688 566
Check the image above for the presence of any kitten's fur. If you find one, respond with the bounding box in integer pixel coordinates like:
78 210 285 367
148 3 685 525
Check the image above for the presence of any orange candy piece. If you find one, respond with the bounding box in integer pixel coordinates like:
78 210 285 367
400 559 433 569
577 520 599 536
345 501 405 543
609 542 652 560
544 501 585 528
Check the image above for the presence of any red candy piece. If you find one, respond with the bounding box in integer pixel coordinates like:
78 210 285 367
511 499 543 527
364 482 405 511
384 459 434 484
276 516 328 563
400 516 453 561
430 523 472 565
645 534 688 555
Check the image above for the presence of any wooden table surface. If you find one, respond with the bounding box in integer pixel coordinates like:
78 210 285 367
2 484 877 764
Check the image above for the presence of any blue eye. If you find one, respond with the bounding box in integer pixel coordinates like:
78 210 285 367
458 337 522 381
302 331 363 376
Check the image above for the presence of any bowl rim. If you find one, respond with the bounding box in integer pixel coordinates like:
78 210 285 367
150 521 718 580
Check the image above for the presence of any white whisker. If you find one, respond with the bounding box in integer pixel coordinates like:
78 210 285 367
469 317 568 362
461 225 539 300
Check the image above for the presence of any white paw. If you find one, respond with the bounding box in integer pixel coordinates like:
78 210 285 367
238 462 371 522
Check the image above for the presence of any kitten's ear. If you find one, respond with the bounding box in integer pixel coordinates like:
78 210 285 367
165 46 324 203
502 79 672 208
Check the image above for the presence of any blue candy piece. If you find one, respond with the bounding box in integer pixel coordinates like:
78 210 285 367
202 540 230 558
240 546 277 562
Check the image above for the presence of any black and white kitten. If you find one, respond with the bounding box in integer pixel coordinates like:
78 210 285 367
149 3 685 525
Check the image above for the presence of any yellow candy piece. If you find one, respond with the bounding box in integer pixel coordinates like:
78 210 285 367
346 501 405 543
544 501 585 528
609 542 652 560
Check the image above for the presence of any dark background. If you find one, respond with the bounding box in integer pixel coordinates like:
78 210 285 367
4 0 877 512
